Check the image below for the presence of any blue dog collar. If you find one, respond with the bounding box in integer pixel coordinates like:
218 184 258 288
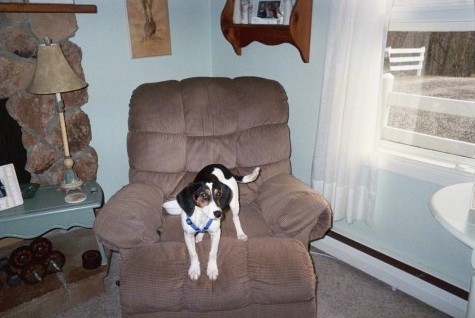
186 217 213 233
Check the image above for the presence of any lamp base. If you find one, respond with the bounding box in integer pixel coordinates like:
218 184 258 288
60 168 86 204
61 168 84 191
65 192 87 203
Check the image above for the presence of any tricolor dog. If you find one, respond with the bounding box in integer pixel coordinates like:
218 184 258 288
177 164 261 281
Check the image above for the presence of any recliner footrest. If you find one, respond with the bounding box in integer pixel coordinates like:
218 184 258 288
120 237 316 315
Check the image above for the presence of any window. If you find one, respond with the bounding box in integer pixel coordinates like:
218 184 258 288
380 0 475 182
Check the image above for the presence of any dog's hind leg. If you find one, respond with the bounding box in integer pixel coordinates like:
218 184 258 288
231 167 260 240
212 167 252 241
230 196 248 241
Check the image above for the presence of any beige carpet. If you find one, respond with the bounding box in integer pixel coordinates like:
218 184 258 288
311 249 449 317
51 249 450 318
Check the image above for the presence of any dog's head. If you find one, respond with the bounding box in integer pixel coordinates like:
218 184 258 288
177 180 232 220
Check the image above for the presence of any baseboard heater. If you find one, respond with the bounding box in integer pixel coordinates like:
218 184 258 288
326 230 469 301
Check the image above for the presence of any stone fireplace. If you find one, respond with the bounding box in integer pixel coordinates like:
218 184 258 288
0 97 29 183
0 11 97 185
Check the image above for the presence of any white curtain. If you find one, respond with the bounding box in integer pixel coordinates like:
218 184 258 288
311 0 392 223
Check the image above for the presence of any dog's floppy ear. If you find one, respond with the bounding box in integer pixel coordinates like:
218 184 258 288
218 183 232 209
177 183 199 217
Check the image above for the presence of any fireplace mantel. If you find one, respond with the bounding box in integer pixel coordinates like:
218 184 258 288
0 3 97 13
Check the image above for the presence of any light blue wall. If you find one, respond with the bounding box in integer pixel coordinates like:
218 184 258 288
210 0 472 292
335 171 472 290
211 0 330 183
73 0 471 294
74 1 212 199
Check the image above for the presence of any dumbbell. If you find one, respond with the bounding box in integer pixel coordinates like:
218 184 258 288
29 237 53 259
0 257 21 287
9 237 53 270
9 245 34 269
9 238 52 284
20 251 65 284
82 250 101 270
21 260 47 284
45 251 66 273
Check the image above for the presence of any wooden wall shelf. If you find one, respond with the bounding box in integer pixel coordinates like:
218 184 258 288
0 3 97 13
221 0 312 63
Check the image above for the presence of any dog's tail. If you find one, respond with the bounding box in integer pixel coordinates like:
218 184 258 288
234 167 261 184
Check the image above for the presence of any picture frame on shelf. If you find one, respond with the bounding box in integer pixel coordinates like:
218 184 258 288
0 163 23 211
250 0 286 25
221 0 312 62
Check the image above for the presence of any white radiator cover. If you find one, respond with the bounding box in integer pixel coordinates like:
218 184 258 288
311 235 467 318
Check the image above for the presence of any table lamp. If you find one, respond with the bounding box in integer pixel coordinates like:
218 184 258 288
28 37 88 203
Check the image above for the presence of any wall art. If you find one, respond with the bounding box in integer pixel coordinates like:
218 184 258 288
125 0 171 58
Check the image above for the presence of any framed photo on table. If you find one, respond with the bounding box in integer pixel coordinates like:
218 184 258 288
0 163 23 211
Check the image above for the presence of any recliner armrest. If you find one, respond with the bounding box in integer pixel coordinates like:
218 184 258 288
94 183 164 251
254 174 332 245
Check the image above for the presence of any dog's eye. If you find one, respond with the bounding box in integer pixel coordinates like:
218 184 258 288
216 191 221 197
200 193 209 200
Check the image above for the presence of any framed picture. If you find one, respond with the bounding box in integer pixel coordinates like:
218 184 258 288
0 163 23 211
125 0 171 58
251 0 285 25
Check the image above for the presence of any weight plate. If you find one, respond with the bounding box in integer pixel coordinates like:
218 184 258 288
47 251 66 273
29 237 53 259
9 246 34 269
82 250 101 270
21 261 47 284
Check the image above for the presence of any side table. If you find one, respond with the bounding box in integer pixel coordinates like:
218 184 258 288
429 182 475 318
0 181 106 265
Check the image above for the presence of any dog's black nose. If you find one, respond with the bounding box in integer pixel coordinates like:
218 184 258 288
214 211 222 218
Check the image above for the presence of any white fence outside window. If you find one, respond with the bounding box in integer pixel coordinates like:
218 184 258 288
381 74 475 159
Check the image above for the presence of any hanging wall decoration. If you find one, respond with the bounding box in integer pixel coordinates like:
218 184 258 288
125 0 171 58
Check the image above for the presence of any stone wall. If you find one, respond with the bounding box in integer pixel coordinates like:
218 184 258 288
0 11 97 185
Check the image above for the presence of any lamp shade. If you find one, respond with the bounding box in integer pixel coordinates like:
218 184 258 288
28 42 87 94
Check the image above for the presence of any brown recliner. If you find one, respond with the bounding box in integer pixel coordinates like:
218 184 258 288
94 77 332 317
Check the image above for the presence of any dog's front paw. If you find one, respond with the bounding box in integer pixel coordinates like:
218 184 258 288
237 233 248 241
207 262 219 281
188 262 201 281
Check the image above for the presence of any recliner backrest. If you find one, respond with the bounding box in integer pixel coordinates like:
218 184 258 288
127 77 291 200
